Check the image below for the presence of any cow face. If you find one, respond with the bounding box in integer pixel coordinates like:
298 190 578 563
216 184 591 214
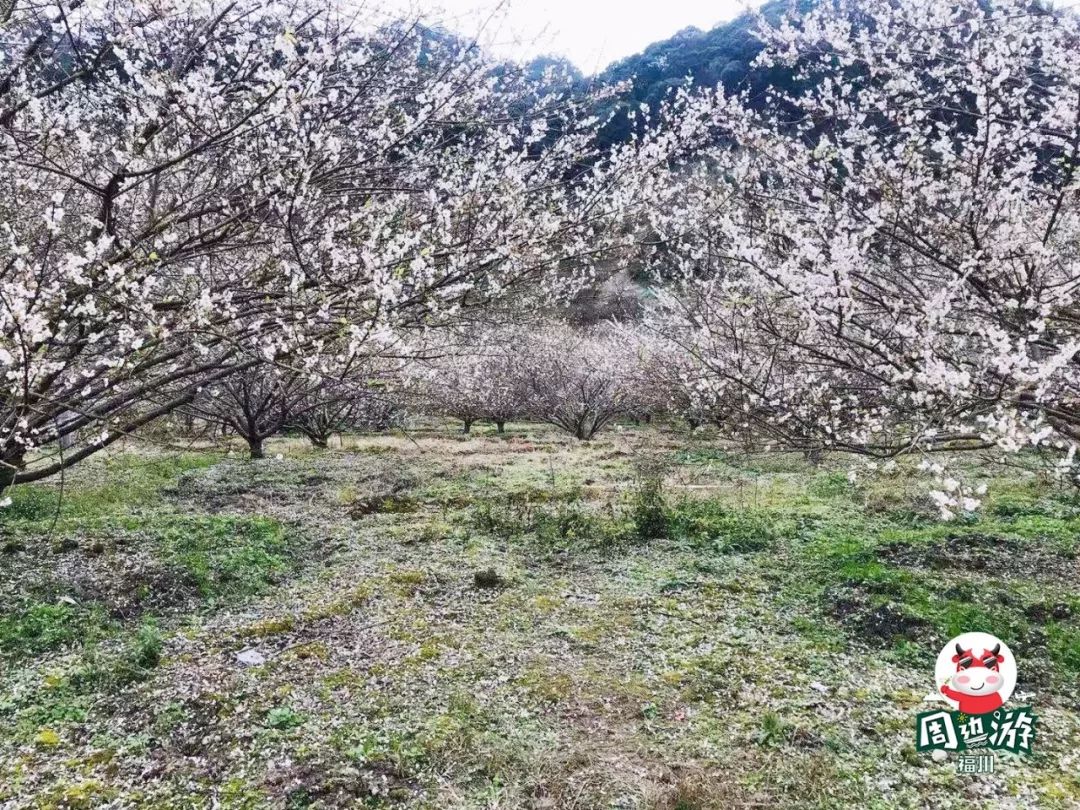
950 643 1005 696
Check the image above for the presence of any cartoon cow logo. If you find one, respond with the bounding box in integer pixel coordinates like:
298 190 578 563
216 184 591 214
935 632 1016 716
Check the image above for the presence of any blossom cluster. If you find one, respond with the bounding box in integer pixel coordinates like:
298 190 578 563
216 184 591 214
640 0 1080 511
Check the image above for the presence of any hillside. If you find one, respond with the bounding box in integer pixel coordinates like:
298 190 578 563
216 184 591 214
591 1 809 145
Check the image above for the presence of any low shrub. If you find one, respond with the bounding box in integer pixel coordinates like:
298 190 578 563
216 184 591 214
471 499 631 550
667 500 777 552
808 472 852 498
630 468 669 541
533 504 626 547
266 706 304 730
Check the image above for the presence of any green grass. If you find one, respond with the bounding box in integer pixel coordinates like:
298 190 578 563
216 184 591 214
3 433 1080 808
0 453 218 527
156 515 295 600
468 480 790 554
0 602 112 661
1047 624 1080 675
0 451 305 757
0 618 169 745
666 498 782 552
781 468 1080 684
469 497 634 551
0 514 295 668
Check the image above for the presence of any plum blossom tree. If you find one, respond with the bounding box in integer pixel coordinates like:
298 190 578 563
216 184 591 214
184 352 404 455
632 330 711 430
187 363 313 459
290 375 404 448
521 322 642 440
0 0 657 496
644 0 1080 508
414 328 528 432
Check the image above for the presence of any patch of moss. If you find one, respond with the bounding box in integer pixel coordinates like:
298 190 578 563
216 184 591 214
518 669 573 704
282 642 330 662
240 616 296 639
37 779 114 810
302 583 374 621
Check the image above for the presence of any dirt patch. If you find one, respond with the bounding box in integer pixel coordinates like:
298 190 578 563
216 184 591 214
64 553 202 619
1024 601 1074 623
168 457 419 513
0 542 201 621
263 756 422 807
881 533 1079 583
828 584 934 646
348 493 419 518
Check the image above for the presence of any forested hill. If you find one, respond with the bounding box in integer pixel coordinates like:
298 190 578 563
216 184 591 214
589 0 811 146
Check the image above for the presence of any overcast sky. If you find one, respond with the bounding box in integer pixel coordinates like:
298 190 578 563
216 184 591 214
382 0 754 73
382 0 1080 74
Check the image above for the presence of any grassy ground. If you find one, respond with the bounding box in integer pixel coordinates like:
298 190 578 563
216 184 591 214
1 423 1079 809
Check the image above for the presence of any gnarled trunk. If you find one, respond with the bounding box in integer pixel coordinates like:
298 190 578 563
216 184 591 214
0 450 25 499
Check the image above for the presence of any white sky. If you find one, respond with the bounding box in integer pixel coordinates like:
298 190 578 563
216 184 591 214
385 0 756 73
383 0 1080 74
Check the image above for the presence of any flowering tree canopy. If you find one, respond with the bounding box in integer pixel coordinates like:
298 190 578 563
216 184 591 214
0 0 650 492
520 322 643 440
412 326 529 432
187 363 313 460
644 0 1080 506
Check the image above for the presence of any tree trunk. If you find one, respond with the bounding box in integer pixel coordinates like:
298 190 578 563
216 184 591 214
496 421 505 434
309 435 329 449
0 451 25 498
247 437 265 459
462 419 472 434
0 466 17 499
